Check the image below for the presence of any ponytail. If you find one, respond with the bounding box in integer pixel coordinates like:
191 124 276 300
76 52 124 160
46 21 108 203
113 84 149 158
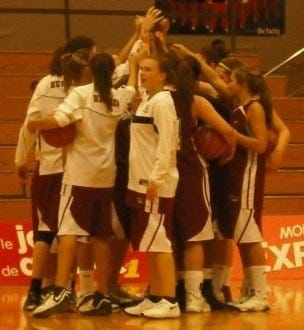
174 59 195 109
90 53 115 111
61 48 91 92
154 51 197 110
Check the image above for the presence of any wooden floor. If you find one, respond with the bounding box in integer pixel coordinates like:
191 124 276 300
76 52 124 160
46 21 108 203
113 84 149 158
0 280 303 330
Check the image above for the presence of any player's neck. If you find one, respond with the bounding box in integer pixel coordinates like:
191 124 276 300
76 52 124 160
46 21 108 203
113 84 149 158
147 88 164 99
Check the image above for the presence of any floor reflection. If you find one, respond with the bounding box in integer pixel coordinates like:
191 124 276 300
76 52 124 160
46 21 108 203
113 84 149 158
0 280 303 330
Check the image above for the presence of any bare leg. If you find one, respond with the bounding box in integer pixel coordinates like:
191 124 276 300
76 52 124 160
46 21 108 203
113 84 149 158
55 235 78 288
92 237 112 295
31 241 50 279
149 252 176 297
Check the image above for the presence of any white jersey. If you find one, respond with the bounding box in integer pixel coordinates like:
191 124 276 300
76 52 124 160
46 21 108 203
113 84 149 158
53 83 135 188
15 74 66 175
128 90 179 197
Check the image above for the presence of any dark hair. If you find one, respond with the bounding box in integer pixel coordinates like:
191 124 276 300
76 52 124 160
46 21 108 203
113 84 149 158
151 52 196 109
211 38 228 62
29 79 39 92
184 55 202 81
49 36 95 77
61 48 92 92
90 53 115 110
233 67 273 125
200 46 219 66
49 46 66 76
64 35 95 53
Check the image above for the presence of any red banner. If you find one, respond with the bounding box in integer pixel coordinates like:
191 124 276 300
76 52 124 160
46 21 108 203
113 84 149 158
0 219 148 286
0 215 303 285
232 215 304 279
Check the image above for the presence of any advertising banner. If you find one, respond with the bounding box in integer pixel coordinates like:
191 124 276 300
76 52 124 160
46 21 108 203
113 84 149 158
0 215 303 286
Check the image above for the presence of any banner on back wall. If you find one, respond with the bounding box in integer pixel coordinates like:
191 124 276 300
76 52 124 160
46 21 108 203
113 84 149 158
155 0 285 36
0 215 303 286
0 219 148 286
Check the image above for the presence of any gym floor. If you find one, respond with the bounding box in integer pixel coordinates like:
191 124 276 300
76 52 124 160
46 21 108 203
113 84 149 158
0 279 303 330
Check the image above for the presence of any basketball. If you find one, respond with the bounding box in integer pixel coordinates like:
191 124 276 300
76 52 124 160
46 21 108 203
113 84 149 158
41 123 76 148
193 125 231 160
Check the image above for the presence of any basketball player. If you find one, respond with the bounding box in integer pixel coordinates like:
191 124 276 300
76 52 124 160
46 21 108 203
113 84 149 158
16 36 96 312
27 52 138 318
169 53 236 313
170 43 290 312
123 53 181 319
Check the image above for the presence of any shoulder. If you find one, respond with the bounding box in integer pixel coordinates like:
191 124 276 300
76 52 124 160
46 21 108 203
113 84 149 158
32 74 64 98
114 85 136 96
152 91 174 106
71 83 94 96
35 74 58 89
247 99 265 115
192 95 213 111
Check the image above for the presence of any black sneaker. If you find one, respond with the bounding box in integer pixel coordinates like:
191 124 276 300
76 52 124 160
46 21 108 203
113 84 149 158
32 286 76 318
40 286 53 303
79 291 112 316
76 292 95 310
23 291 41 312
200 279 226 310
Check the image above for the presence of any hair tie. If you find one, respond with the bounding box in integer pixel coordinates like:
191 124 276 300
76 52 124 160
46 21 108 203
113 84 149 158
60 53 72 61
218 62 232 72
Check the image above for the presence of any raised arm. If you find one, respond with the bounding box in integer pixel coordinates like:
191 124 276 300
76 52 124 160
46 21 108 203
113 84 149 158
118 15 143 64
140 6 164 43
171 43 233 105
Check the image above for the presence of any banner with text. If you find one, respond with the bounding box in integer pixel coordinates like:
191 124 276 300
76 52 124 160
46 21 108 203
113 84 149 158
0 215 303 285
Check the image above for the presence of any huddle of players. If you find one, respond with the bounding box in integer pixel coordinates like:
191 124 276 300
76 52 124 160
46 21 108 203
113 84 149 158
16 5 289 319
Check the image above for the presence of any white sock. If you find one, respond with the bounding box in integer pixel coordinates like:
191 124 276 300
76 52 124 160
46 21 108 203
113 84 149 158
245 265 267 297
78 270 94 296
184 270 204 295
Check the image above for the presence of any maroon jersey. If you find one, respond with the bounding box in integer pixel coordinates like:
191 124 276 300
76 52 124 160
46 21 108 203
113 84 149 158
171 92 213 242
224 100 267 239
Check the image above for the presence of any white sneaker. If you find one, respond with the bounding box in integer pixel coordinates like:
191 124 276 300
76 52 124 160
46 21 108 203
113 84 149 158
234 294 270 312
142 299 180 319
32 287 76 318
124 298 156 316
186 292 211 313
228 287 250 307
